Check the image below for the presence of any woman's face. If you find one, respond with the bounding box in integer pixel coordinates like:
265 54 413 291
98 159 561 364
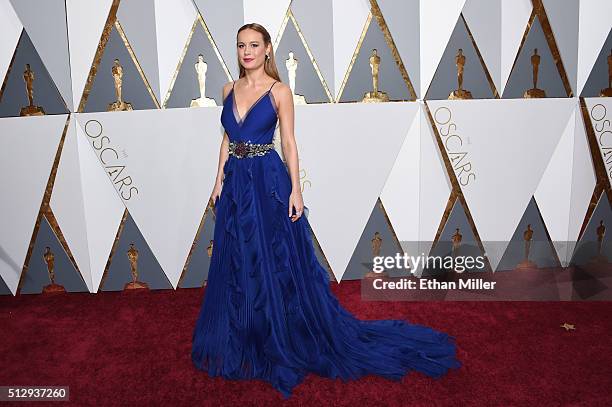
237 28 269 69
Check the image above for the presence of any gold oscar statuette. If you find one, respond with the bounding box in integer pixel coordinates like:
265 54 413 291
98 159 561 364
42 246 66 294
588 220 609 265
362 49 389 102
600 49 612 97
207 240 214 258
286 51 306 105
190 54 217 107
517 224 538 269
451 228 464 272
523 49 546 98
124 243 149 290
108 59 133 111
365 232 388 279
449 49 473 100
19 64 46 116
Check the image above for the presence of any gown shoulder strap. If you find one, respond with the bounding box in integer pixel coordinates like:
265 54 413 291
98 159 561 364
224 81 235 103
269 80 278 92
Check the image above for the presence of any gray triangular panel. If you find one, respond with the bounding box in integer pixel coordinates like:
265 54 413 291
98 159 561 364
343 199 405 280
503 16 566 98
497 197 560 271
165 21 228 108
180 206 215 288
82 25 157 112
101 211 172 291
0 30 68 117
10 0 73 108
117 0 160 101
193 0 244 79
426 199 485 275
580 29 612 97
276 19 328 103
340 17 411 102
426 16 494 100
19 215 88 294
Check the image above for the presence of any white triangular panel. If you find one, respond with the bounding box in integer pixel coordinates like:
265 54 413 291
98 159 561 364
10 0 73 108
380 103 422 241
381 102 452 275
500 0 532 94
419 0 465 97
0 115 66 294
577 0 612 95
75 120 126 292
50 119 91 290
534 105 574 266
0 0 22 86
542 0 579 95
567 104 597 262
298 102 419 281
535 101 596 266
154 0 197 102
66 0 114 111
243 0 291 45
332 0 370 100
427 98 575 270
418 104 452 252
51 118 126 293
76 108 222 288
584 97 612 187
462 0 502 94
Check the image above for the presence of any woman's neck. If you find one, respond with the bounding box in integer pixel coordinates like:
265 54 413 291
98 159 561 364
241 70 270 87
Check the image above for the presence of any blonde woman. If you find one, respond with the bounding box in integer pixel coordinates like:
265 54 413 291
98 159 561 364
192 23 461 398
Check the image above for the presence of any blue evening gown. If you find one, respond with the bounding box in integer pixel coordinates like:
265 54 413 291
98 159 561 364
191 80 461 398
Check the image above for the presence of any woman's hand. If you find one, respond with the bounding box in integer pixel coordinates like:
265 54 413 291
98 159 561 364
288 189 304 222
210 181 222 208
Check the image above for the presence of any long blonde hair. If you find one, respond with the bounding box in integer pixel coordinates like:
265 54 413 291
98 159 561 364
236 23 281 81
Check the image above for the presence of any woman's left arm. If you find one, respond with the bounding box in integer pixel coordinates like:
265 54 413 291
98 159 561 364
275 83 304 222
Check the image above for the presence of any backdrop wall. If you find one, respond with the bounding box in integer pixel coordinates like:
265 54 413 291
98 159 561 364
0 0 610 296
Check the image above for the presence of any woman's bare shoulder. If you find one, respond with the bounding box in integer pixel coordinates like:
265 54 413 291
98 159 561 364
272 81 290 93
271 81 292 102
221 81 234 101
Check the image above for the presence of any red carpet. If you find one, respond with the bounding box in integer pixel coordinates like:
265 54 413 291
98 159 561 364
1 282 610 406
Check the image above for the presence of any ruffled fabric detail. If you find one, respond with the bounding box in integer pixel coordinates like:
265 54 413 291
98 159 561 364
192 153 461 399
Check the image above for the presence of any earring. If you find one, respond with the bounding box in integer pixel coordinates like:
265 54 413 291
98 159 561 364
265 54 269 60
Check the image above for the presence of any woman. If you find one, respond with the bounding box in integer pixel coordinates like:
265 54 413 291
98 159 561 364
192 23 461 398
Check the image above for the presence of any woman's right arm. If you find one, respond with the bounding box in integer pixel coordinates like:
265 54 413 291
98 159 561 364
213 132 229 188
210 83 233 206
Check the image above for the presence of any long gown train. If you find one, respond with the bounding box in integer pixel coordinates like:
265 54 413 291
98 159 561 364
192 80 461 398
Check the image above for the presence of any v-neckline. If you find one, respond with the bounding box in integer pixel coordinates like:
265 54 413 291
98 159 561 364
231 84 273 127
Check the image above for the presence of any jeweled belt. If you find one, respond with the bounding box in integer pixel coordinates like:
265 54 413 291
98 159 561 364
228 141 275 158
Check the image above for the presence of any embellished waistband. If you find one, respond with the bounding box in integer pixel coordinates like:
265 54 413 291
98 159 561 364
228 141 275 159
